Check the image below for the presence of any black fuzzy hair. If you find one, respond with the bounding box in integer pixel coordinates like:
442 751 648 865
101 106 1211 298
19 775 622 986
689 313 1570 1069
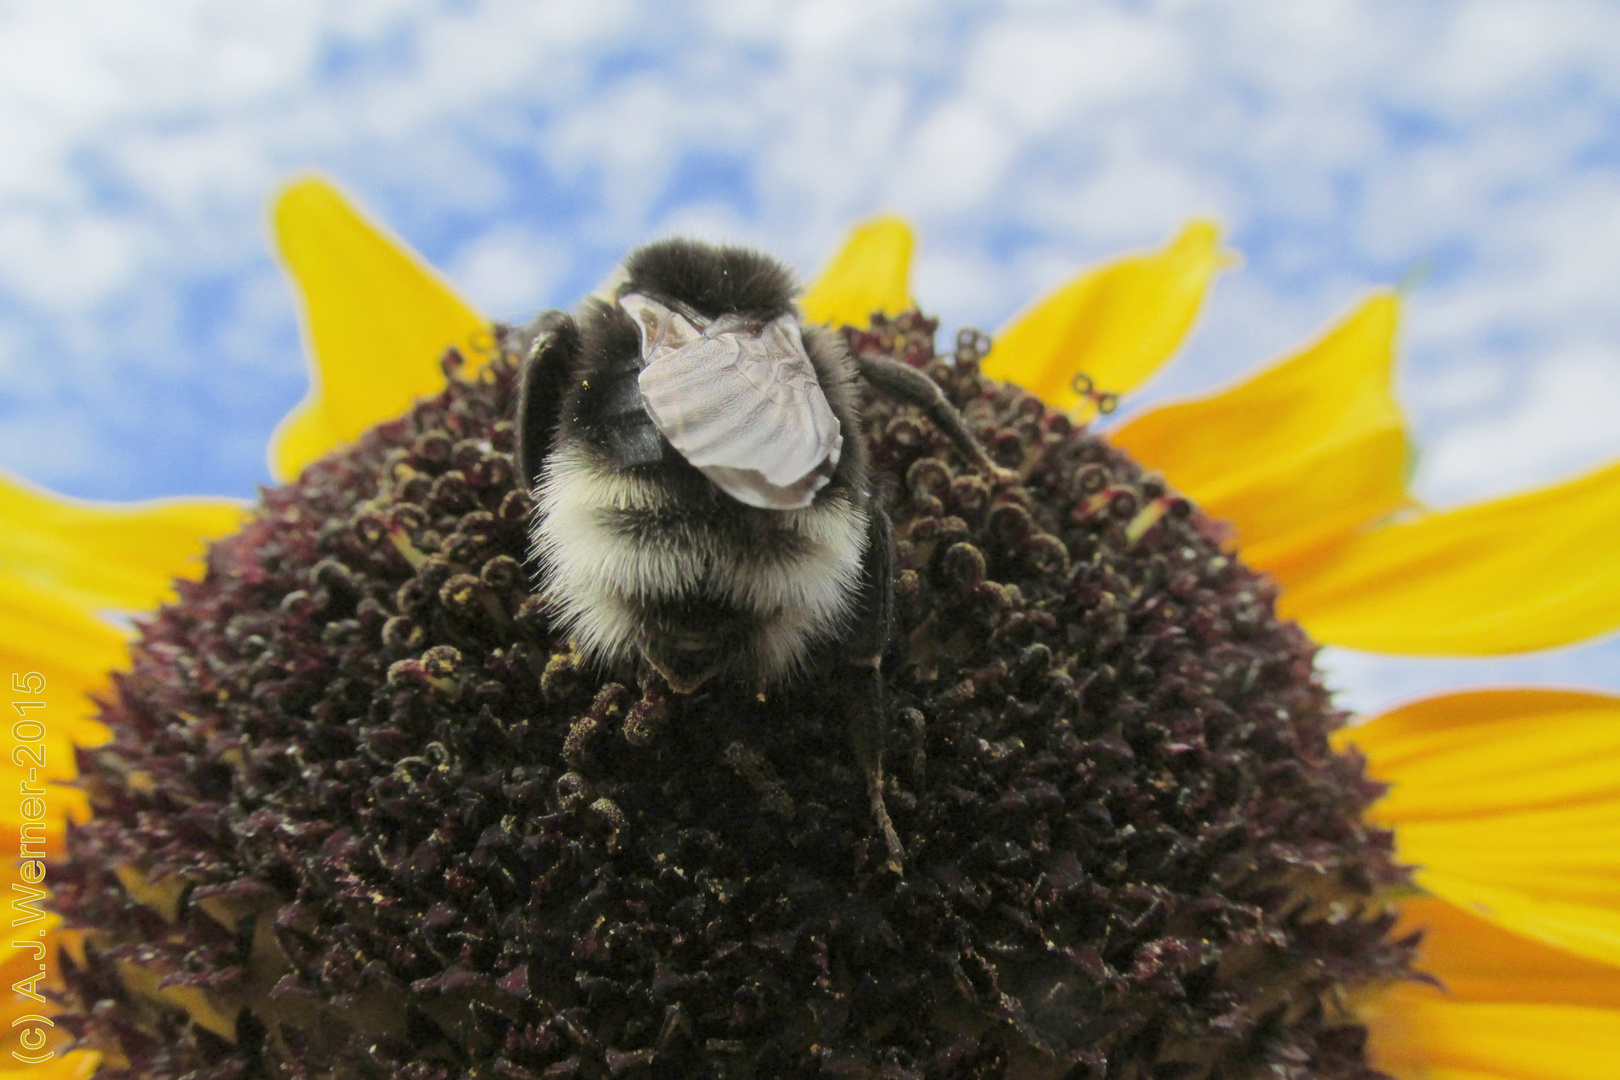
621 238 798 319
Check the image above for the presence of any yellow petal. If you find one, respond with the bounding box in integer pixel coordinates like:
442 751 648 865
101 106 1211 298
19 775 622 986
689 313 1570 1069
0 593 108 1067
0 575 124 737
1279 454 1620 654
1399 811 1620 968
117 959 240 1042
0 470 243 613
0 917 67 991
1343 689 1620 821
0 908 85 1068
1346 689 1620 966
0 1019 93 1076
1110 293 1411 584
982 220 1227 409
1392 894 1620 1009
0 580 109 834
1366 981 1620 1080
0 814 75 862
0 1054 99 1080
0 1054 100 1080
0 1048 98 1079
799 215 914 327
268 175 489 482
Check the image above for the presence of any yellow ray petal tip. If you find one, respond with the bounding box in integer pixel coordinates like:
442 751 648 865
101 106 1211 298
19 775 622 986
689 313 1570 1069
983 218 1230 409
800 215 915 327
268 175 488 482
1110 289 1411 578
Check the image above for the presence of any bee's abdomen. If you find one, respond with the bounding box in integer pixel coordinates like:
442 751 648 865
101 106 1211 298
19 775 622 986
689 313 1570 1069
533 444 867 682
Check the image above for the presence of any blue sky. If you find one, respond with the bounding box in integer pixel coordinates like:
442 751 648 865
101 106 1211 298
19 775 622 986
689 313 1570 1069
2 0 1618 712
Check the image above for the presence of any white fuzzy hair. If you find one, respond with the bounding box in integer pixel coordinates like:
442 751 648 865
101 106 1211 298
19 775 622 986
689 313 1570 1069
530 441 868 683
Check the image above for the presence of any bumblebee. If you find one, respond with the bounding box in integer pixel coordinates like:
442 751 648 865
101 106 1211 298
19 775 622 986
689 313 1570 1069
515 239 1005 869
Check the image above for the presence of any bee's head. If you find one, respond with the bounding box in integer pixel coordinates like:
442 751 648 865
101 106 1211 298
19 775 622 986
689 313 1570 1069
618 238 799 322
596 238 845 512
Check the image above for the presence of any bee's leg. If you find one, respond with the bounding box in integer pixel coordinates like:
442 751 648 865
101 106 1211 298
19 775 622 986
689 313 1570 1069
856 353 1016 483
841 496 905 873
514 310 580 493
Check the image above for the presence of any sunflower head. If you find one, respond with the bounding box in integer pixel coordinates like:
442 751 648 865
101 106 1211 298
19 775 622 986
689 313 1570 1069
52 299 1413 1079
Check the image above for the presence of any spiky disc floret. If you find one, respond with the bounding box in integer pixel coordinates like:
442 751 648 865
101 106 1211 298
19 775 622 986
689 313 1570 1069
54 316 1414 1080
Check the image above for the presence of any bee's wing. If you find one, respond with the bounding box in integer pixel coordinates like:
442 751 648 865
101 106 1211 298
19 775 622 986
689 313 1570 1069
638 314 842 510
515 310 580 494
620 292 702 355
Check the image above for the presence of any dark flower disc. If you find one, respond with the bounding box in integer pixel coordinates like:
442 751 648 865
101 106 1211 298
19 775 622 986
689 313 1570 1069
54 314 1414 1080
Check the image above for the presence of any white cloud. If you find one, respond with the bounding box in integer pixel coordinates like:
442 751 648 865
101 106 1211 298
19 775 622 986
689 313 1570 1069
964 12 1186 132
895 99 1015 214
1418 347 1620 502
0 212 140 310
446 226 570 320
1026 135 1216 245
1406 357 1508 414
1422 0 1620 112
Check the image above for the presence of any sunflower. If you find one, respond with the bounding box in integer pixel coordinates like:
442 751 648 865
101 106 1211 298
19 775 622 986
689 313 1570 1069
2 177 1616 1078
